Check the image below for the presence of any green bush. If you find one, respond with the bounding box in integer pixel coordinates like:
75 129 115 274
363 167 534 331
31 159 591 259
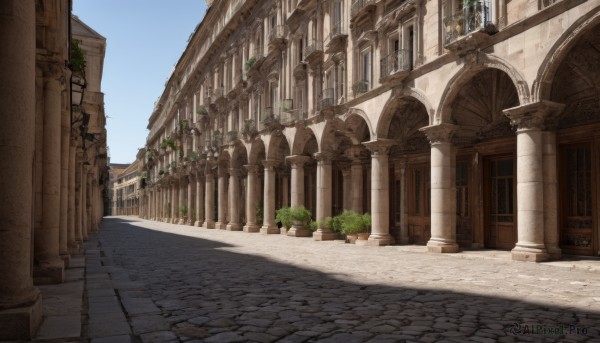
308 220 318 231
179 205 188 216
288 206 312 226
244 56 257 72
275 207 292 229
339 210 371 235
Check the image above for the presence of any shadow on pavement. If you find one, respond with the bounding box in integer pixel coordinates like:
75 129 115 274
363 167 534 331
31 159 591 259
96 217 600 342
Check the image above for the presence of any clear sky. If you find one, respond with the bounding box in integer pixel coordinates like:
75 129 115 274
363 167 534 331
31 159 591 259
73 0 206 164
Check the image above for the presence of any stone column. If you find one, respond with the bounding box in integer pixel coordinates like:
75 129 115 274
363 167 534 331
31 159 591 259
75 152 83 242
243 165 260 232
171 180 179 224
420 124 459 253
35 63 66 283
341 168 351 211
399 161 410 244
215 166 229 229
203 170 215 229
261 160 279 234
178 178 186 225
286 155 311 207
505 100 564 262
68 139 78 254
195 173 205 226
0 1 42 337
59 103 70 266
281 172 289 208
187 176 194 225
226 169 242 230
363 140 395 246
543 130 561 260
346 146 364 213
313 153 336 240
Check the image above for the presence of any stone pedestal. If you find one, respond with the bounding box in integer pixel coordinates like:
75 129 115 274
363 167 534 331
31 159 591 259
421 124 460 253
364 140 395 246
313 153 336 240
243 165 260 233
260 160 279 234
0 1 43 338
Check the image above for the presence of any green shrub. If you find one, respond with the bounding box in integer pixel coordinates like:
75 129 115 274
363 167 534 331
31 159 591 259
275 207 292 229
339 210 371 235
288 206 312 226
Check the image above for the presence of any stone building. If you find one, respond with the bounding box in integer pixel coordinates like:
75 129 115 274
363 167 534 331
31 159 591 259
0 2 108 339
140 0 600 262
111 160 142 216
108 163 130 215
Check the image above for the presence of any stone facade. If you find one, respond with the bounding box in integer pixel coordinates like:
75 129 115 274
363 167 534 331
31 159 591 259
111 161 141 216
140 0 600 262
0 2 108 339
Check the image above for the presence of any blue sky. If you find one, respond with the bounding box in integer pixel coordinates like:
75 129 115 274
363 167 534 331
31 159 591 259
73 0 206 164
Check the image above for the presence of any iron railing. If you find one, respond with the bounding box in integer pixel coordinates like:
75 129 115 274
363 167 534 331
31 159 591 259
444 0 492 44
380 49 411 78
319 88 335 110
352 80 369 96
325 22 346 46
303 40 323 61
280 109 306 125
269 25 287 43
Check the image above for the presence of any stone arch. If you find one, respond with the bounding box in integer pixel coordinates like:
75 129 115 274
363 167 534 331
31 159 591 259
266 131 291 161
342 108 375 140
248 137 266 166
437 53 529 124
376 89 433 139
533 8 600 103
231 143 248 169
292 127 318 156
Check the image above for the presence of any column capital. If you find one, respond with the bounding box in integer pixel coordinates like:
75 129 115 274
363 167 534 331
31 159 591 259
286 155 311 167
504 100 565 132
229 168 243 178
42 61 66 84
262 159 279 170
345 145 367 161
363 139 395 155
419 123 458 145
313 152 333 164
244 164 261 174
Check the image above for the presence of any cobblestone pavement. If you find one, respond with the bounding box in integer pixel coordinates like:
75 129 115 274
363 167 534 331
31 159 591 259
92 217 600 343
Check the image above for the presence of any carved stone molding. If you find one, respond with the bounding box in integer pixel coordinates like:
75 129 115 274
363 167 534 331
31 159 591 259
313 152 334 164
363 139 395 155
262 159 279 170
286 155 311 167
43 61 66 84
244 164 260 175
504 100 565 131
420 123 459 145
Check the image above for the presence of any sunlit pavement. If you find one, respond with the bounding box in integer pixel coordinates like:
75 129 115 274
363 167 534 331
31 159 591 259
85 216 600 343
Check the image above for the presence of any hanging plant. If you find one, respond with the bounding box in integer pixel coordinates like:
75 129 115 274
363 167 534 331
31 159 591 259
70 39 86 78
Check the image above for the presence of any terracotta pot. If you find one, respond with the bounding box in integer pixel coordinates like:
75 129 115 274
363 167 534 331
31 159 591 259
357 233 370 240
346 234 357 244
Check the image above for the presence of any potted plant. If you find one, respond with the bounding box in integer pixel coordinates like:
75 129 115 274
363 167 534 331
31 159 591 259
197 105 208 116
244 56 257 72
286 206 313 237
179 205 188 222
339 210 371 242
275 207 292 234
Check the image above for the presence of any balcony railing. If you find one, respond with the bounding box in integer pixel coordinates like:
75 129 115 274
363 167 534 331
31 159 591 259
259 107 280 131
352 80 369 97
211 87 225 102
351 0 376 19
444 0 492 45
324 22 347 53
319 88 336 110
269 25 287 44
280 108 306 125
303 40 323 62
380 49 411 78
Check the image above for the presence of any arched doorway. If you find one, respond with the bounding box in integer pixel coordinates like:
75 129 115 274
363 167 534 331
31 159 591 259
449 68 519 249
549 27 600 256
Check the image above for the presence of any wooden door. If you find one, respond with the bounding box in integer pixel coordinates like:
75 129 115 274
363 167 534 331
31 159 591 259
408 163 430 244
560 144 595 256
484 157 516 249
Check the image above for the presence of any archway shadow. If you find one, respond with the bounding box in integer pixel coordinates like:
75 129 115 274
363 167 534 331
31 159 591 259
97 218 600 342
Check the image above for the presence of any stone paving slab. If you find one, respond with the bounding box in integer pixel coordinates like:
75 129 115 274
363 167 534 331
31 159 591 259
35 315 81 340
92 217 600 343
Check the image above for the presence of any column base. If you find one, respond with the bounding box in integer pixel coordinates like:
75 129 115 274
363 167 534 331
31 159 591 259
260 226 279 234
203 221 215 229
426 240 460 253
194 221 203 227
287 227 312 237
243 224 260 233
226 223 242 231
0 294 43 340
280 227 288 235
546 244 562 260
215 222 228 230
33 258 65 285
511 246 549 262
313 230 337 241
68 243 81 255
177 219 185 225
368 234 392 246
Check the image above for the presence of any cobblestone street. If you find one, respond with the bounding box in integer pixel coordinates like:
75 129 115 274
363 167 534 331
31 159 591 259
87 217 600 343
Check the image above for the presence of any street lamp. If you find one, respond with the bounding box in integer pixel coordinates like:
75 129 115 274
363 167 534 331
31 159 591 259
71 73 86 109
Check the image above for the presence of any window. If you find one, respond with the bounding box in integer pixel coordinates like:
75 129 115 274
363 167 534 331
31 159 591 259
361 48 372 89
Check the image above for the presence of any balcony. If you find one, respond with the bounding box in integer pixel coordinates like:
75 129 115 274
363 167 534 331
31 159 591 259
443 0 495 54
319 88 336 111
280 99 306 125
351 0 376 21
268 25 288 51
324 22 348 54
352 80 369 97
303 40 324 64
210 87 225 104
259 107 281 131
380 49 411 83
